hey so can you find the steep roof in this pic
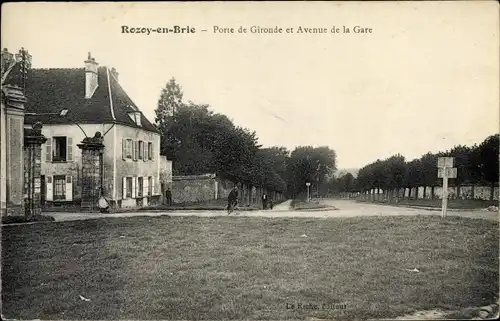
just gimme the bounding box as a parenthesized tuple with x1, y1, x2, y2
(22, 66, 159, 133)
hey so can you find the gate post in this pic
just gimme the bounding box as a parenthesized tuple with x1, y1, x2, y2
(77, 132, 104, 211)
(23, 122, 47, 218)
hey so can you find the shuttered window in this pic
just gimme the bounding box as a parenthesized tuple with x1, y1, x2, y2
(137, 177, 143, 197)
(65, 175, 73, 201)
(46, 176, 53, 201)
(133, 141, 139, 161)
(66, 137, 73, 162)
(122, 139, 133, 159)
(148, 142, 153, 160)
(45, 138, 52, 162)
(123, 177, 133, 198)
(143, 176, 149, 197)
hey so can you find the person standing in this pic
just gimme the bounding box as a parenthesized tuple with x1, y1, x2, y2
(166, 187, 172, 206)
(98, 194, 110, 213)
(261, 193, 268, 210)
(227, 186, 239, 215)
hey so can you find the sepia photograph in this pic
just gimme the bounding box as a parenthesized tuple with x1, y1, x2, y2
(1, 1, 499, 320)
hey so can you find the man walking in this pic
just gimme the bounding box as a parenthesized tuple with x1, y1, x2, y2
(227, 185, 239, 215)
(166, 187, 172, 206)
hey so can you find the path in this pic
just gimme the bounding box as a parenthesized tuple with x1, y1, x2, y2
(29, 199, 497, 223)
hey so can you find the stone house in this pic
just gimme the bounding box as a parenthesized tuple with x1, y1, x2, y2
(23, 53, 167, 210)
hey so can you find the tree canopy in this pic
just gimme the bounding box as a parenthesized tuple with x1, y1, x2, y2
(154, 78, 337, 196)
(354, 134, 499, 199)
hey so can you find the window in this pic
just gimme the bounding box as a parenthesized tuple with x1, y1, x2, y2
(126, 177, 132, 198)
(135, 112, 142, 126)
(54, 175, 66, 200)
(46, 136, 73, 163)
(126, 139, 133, 159)
(134, 141, 139, 161)
(127, 112, 142, 126)
(53, 137, 67, 162)
(148, 142, 153, 160)
(138, 141, 144, 160)
(137, 177, 143, 197)
(148, 176, 153, 196)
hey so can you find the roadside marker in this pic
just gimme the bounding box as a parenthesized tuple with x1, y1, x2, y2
(437, 157, 457, 218)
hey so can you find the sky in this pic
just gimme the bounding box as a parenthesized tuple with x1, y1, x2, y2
(2, 1, 498, 169)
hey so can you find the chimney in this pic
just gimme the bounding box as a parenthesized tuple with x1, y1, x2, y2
(1, 48, 14, 75)
(84, 52, 99, 99)
(110, 67, 119, 81)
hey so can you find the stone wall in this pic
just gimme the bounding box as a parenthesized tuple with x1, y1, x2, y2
(365, 185, 499, 201)
(159, 156, 173, 187)
(215, 178, 235, 199)
(171, 175, 286, 206)
(171, 174, 240, 204)
(172, 174, 218, 204)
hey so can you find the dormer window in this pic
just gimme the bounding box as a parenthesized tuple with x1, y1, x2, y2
(134, 112, 141, 126)
(128, 111, 142, 126)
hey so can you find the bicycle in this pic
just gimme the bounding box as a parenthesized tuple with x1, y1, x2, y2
(227, 199, 238, 215)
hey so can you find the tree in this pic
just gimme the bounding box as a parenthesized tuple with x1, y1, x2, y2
(419, 152, 438, 199)
(383, 154, 407, 200)
(448, 145, 473, 197)
(251, 147, 289, 192)
(155, 78, 184, 128)
(356, 133, 498, 202)
(478, 134, 499, 200)
(467, 144, 483, 197)
(404, 159, 421, 198)
(212, 126, 259, 183)
(286, 146, 336, 197)
(155, 78, 185, 160)
(337, 173, 355, 193)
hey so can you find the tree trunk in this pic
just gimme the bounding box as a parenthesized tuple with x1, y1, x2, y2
(248, 184, 252, 205)
(431, 186, 435, 200)
(490, 182, 495, 201)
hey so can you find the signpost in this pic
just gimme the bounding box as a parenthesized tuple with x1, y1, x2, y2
(437, 157, 457, 218)
(306, 182, 311, 202)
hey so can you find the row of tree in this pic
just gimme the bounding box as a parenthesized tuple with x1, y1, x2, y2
(330, 134, 499, 199)
(154, 78, 337, 198)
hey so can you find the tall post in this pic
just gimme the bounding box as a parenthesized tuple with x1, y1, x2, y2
(77, 132, 105, 211)
(23, 122, 47, 218)
(442, 174, 448, 218)
(438, 157, 456, 219)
